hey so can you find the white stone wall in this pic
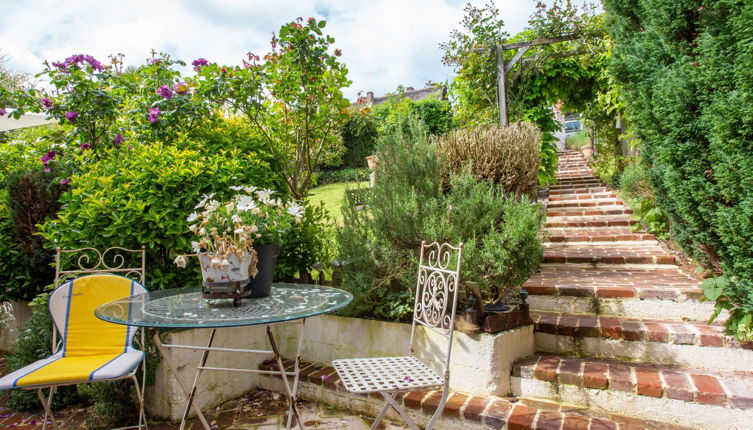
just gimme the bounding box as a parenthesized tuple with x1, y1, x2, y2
(146, 315, 535, 420)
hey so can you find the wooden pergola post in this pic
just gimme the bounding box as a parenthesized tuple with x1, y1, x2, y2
(495, 34, 578, 127)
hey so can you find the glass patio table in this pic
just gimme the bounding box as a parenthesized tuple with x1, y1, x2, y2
(95, 283, 352, 430)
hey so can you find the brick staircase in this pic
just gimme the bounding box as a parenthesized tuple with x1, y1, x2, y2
(513, 151, 753, 430)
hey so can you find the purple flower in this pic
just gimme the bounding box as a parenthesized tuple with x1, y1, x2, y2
(44, 167, 51, 173)
(156, 85, 173, 99)
(151, 58, 161, 65)
(148, 107, 160, 123)
(41, 151, 56, 164)
(0, 108, 6, 116)
(80, 142, 91, 150)
(174, 82, 189, 95)
(112, 133, 124, 145)
(65, 111, 79, 122)
(61, 54, 104, 72)
(40, 97, 54, 109)
(60, 178, 71, 185)
(192, 58, 209, 71)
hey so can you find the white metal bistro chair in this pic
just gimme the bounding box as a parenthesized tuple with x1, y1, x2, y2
(0, 247, 148, 430)
(332, 241, 463, 430)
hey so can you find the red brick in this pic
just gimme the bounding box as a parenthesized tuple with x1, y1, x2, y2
(668, 324, 697, 345)
(577, 315, 601, 338)
(640, 289, 679, 299)
(481, 399, 513, 428)
(558, 359, 583, 386)
(662, 370, 694, 401)
(535, 313, 559, 335)
(506, 404, 537, 430)
(644, 322, 670, 343)
(403, 390, 429, 410)
(696, 325, 724, 347)
(561, 414, 591, 429)
(589, 417, 618, 430)
(557, 315, 579, 336)
(599, 317, 623, 339)
(442, 393, 468, 417)
(526, 285, 557, 295)
(583, 362, 609, 389)
(596, 287, 635, 298)
(607, 364, 633, 392)
(535, 411, 563, 430)
(724, 378, 753, 409)
(559, 286, 594, 297)
(461, 396, 490, 422)
(421, 390, 444, 414)
(620, 321, 645, 341)
(635, 368, 663, 397)
(535, 357, 561, 382)
(691, 374, 726, 406)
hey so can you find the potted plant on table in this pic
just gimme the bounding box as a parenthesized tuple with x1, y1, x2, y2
(175, 186, 304, 300)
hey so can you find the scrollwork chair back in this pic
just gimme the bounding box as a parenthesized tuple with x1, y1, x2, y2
(55, 246, 146, 287)
(409, 241, 463, 365)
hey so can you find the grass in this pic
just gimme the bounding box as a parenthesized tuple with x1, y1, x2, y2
(308, 180, 369, 224)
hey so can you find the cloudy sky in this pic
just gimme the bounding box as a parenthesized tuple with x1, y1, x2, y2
(0, 0, 538, 100)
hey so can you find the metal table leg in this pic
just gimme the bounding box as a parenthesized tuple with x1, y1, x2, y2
(266, 319, 306, 430)
(150, 329, 212, 430)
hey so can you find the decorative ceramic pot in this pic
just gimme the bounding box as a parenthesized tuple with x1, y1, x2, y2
(198, 252, 254, 286)
(246, 243, 280, 298)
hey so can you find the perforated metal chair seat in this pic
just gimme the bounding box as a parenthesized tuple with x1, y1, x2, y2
(333, 355, 444, 394)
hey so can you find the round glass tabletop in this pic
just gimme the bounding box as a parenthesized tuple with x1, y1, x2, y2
(95, 283, 353, 329)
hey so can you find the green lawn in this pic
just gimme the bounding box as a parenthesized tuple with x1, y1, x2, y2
(308, 181, 369, 224)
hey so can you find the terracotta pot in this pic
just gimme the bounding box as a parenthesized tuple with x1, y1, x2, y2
(581, 145, 594, 159)
(365, 155, 378, 170)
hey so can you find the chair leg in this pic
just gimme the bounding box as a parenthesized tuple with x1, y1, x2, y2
(424, 385, 450, 430)
(369, 396, 392, 430)
(37, 388, 58, 430)
(381, 392, 421, 430)
(131, 374, 147, 430)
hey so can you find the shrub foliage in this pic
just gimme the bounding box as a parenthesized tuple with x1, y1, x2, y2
(336, 120, 543, 321)
(604, 0, 753, 339)
(437, 123, 541, 197)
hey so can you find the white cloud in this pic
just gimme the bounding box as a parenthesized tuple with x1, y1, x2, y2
(0, 0, 537, 99)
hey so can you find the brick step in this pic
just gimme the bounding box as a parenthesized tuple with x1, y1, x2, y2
(548, 182, 606, 191)
(549, 186, 610, 195)
(547, 207, 634, 217)
(547, 232, 655, 242)
(543, 246, 677, 266)
(545, 217, 637, 229)
(512, 354, 753, 430)
(554, 178, 604, 186)
(547, 199, 625, 208)
(531, 311, 753, 372)
(523, 267, 714, 321)
(549, 192, 617, 201)
(256, 359, 680, 430)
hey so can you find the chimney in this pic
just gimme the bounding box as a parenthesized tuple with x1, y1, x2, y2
(366, 91, 374, 104)
(406, 87, 414, 92)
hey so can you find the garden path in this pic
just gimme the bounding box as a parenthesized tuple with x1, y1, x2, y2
(514, 151, 753, 430)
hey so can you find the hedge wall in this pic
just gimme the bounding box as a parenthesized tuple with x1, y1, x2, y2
(604, 0, 753, 339)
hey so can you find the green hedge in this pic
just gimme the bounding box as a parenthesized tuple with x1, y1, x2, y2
(38, 141, 286, 290)
(604, 0, 753, 339)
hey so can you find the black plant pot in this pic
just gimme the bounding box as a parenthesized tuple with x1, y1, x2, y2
(246, 243, 280, 298)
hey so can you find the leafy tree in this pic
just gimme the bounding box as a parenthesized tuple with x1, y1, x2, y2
(197, 18, 351, 199)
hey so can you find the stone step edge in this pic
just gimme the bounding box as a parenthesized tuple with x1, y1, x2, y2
(523, 283, 702, 300)
(512, 354, 753, 410)
(530, 311, 749, 350)
(256, 359, 672, 430)
(546, 234, 656, 243)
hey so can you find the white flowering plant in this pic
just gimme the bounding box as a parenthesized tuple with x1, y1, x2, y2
(174, 186, 304, 268)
